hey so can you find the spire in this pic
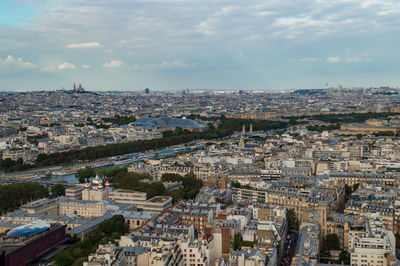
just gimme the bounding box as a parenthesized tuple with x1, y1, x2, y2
(242, 124, 246, 135)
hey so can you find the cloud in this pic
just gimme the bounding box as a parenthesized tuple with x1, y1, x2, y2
(257, 11, 275, 17)
(65, 42, 103, 49)
(345, 57, 361, 62)
(58, 62, 76, 70)
(298, 57, 317, 62)
(360, 1, 400, 16)
(0, 0, 399, 90)
(103, 60, 125, 68)
(377, 9, 400, 16)
(82, 64, 91, 69)
(134, 60, 190, 70)
(361, 0, 382, 8)
(197, 5, 239, 35)
(326, 57, 341, 63)
(158, 60, 188, 69)
(2, 55, 35, 69)
(296, 56, 367, 63)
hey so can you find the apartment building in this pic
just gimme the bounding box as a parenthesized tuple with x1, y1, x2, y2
(327, 172, 395, 186)
(291, 223, 320, 265)
(232, 181, 345, 236)
(349, 215, 396, 265)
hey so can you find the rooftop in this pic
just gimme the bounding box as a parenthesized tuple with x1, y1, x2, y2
(147, 196, 172, 203)
(115, 189, 146, 195)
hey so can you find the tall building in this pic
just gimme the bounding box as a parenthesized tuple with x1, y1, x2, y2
(144, 88, 150, 94)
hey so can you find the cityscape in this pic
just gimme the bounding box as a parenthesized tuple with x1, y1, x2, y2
(2, 1, 400, 266)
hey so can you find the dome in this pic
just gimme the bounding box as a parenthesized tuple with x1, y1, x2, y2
(91, 174, 101, 186)
(84, 182, 90, 188)
(98, 184, 103, 189)
(7, 220, 50, 238)
(105, 181, 111, 187)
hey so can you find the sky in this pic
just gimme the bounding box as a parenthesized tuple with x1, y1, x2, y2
(0, 0, 400, 91)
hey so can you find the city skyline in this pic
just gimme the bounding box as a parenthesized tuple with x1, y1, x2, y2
(1, 0, 400, 91)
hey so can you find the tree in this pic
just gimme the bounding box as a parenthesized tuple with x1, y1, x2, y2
(0, 182, 49, 213)
(345, 184, 352, 198)
(161, 173, 184, 182)
(323, 234, 340, 251)
(352, 183, 360, 191)
(159, 172, 203, 202)
(72, 257, 87, 266)
(54, 215, 129, 265)
(230, 181, 241, 188)
(395, 232, 400, 249)
(51, 184, 65, 198)
(143, 182, 167, 199)
(16, 158, 23, 165)
(173, 127, 183, 135)
(232, 233, 241, 250)
(170, 189, 186, 202)
(241, 241, 254, 248)
(6, 117, 290, 173)
(207, 123, 215, 130)
(287, 208, 299, 231)
(339, 250, 350, 264)
(375, 131, 395, 136)
(76, 166, 96, 183)
(112, 231, 121, 239)
(102, 115, 136, 125)
(54, 250, 74, 266)
(100, 215, 129, 235)
(36, 153, 50, 163)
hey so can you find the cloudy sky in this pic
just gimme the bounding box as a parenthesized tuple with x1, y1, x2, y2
(0, 0, 399, 91)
